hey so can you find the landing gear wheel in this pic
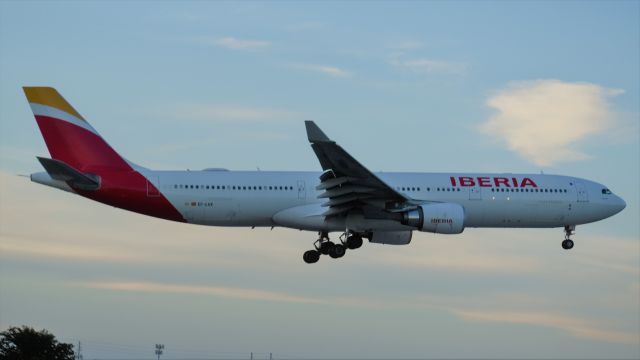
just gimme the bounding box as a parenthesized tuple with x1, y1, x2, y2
(319, 241, 335, 255)
(329, 244, 346, 258)
(562, 239, 574, 250)
(303, 250, 320, 264)
(346, 235, 363, 249)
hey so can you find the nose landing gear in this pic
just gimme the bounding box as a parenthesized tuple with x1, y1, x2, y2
(562, 225, 575, 250)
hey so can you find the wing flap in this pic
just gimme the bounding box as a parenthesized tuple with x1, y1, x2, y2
(315, 176, 356, 190)
(317, 185, 377, 199)
(321, 194, 374, 207)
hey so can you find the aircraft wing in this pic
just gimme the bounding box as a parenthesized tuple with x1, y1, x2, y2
(305, 121, 411, 217)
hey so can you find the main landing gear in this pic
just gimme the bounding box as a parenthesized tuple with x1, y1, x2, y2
(562, 225, 575, 250)
(302, 231, 364, 264)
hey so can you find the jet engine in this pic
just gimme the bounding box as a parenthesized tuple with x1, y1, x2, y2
(401, 203, 465, 234)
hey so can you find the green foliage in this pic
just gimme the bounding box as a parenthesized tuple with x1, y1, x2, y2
(0, 326, 75, 360)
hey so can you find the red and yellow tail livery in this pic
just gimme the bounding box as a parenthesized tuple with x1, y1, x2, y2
(24, 86, 130, 172)
(25, 86, 185, 222)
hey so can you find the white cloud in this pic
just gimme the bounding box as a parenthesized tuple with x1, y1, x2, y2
(76, 281, 325, 305)
(417, 292, 640, 345)
(389, 57, 466, 75)
(454, 309, 639, 345)
(480, 80, 624, 166)
(290, 63, 351, 78)
(204, 36, 271, 50)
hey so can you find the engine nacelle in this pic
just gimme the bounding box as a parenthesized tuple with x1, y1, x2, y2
(401, 203, 465, 234)
(369, 231, 413, 245)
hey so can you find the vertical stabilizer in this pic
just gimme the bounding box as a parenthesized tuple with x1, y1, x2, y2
(23, 87, 131, 172)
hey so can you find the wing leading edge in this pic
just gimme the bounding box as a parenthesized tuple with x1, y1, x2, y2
(305, 121, 412, 217)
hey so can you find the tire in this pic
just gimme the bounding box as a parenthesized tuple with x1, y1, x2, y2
(329, 244, 346, 258)
(562, 239, 574, 250)
(320, 241, 335, 255)
(346, 235, 363, 249)
(303, 250, 320, 264)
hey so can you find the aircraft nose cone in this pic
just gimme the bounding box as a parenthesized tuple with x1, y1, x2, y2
(613, 196, 626, 214)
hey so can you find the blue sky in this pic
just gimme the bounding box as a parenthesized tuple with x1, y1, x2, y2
(0, 1, 638, 359)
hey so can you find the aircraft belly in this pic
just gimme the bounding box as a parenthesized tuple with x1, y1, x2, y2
(462, 200, 486, 227)
(466, 200, 568, 228)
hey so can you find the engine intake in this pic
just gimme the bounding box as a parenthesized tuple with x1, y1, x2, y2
(401, 203, 465, 234)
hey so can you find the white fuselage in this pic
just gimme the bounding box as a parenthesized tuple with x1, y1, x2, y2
(139, 169, 626, 232)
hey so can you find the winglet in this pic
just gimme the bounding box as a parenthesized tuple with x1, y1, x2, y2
(305, 120, 332, 143)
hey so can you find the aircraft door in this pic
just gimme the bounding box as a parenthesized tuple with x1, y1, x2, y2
(469, 186, 482, 200)
(574, 182, 589, 202)
(297, 180, 306, 200)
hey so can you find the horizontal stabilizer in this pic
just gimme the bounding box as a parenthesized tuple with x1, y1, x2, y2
(37, 157, 100, 190)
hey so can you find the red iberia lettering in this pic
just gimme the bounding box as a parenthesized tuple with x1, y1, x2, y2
(494, 177, 510, 187)
(459, 177, 476, 186)
(451, 176, 538, 188)
(477, 177, 491, 187)
(520, 177, 538, 188)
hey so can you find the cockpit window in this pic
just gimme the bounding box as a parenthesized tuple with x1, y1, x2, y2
(602, 188, 612, 195)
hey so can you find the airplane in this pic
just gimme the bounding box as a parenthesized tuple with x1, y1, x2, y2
(24, 87, 627, 264)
